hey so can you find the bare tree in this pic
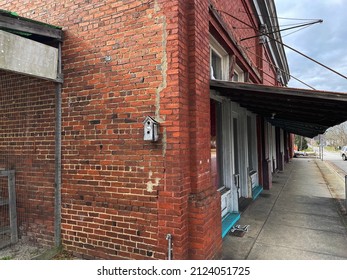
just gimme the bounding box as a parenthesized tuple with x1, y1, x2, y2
(325, 121, 347, 148)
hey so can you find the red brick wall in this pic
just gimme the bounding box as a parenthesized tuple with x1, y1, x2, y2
(60, 1, 168, 260)
(184, 0, 223, 259)
(210, 0, 279, 84)
(2, 0, 279, 260)
(3, 0, 203, 259)
(0, 70, 56, 246)
(155, 0, 190, 259)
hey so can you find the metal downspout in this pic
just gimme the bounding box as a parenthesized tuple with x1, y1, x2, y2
(54, 41, 63, 247)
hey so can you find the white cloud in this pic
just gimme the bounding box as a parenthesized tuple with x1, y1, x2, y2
(275, 0, 347, 92)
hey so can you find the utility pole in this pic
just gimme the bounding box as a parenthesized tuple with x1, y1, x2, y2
(300, 136, 303, 151)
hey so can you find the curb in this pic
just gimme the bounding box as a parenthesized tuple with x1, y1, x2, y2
(315, 160, 347, 228)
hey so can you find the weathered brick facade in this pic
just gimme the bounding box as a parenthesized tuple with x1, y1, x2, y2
(1, 0, 282, 259)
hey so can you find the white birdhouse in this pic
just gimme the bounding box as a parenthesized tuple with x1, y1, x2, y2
(143, 116, 159, 142)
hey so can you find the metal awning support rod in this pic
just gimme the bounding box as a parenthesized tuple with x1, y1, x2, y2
(268, 36, 347, 81)
(240, 20, 323, 42)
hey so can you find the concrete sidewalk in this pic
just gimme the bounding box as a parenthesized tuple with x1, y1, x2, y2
(222, 158, 347, 260)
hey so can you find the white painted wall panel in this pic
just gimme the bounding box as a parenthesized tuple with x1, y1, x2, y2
(0, 30, 58, 81)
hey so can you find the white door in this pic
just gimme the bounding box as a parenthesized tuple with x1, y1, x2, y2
(232, 116, 241, 199)
(220, 101, 233, 217)
(210, 98, 233, 218)
(220, 188, 232, 217)
(211, 98, 246, 218)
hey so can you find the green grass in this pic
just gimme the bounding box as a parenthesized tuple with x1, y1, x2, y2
(325, 146, 339, 152)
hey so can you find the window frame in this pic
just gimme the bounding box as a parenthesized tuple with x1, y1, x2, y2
(210, 36, 229, 81)
(232, 64, 245, 82)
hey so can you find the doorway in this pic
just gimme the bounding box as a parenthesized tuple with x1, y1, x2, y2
(210, 99, 232, 218)
(232, 113, 248, 212)
(210, 98, 240, 237)
(232, 117, 240, 200)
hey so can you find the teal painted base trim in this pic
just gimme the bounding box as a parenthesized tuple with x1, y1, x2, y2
(222, 212, 241, 238)
(252, 185, 263, 200)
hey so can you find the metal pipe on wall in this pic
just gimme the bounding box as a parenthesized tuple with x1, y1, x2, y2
(166, 234, 173, 260)
(54, 41, 63, 247)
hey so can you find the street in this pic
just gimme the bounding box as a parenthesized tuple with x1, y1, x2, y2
(314, 148, 347, 216)
(319, 148, 347, 178)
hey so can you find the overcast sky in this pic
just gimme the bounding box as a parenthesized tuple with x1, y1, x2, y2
(274, 0, 347, 92)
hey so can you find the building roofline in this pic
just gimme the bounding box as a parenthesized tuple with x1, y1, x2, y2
(0, 9, 63, 42)
(252, 0, 290, 85)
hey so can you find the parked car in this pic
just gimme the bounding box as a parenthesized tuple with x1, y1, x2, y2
(294, 150, 307, 157)
(340, 146, 347, 160)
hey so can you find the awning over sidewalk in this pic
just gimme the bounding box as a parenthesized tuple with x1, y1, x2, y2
(210, 80, 347, 138)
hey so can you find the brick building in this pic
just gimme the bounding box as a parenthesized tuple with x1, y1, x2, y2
(1, 0, 347, 260)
